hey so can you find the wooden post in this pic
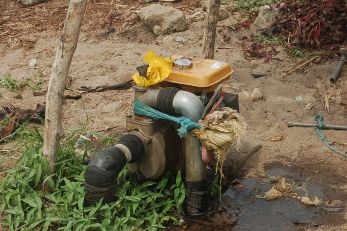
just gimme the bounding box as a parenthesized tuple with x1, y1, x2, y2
(202, 0, 221, 59)
(43, 0, 87, 172)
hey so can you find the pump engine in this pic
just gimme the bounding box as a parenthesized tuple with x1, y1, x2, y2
(84, 56, 239, 217)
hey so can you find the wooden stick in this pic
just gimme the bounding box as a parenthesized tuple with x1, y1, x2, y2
(217, 47, 234, 50)
(282, 56, 319, 77)
(202, 0, 221, 59)
(43, 0, 87, 172)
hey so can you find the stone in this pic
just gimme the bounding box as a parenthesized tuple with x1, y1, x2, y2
(218, 7, 229, 21)
(175, 35, 187, 43)
(152, 25, 162, 35)
(19, 0, 48, 7)
(162, 35, 174, 47)
(28, 58, 37, 67)
(251, 88, 263, 101)
(252, 5, 280, 31)
(138, 4, 188, 35)
(305, 103, 314, 110)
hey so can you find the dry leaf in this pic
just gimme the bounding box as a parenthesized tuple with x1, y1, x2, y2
(269, 135, 285, 142)
(264, 177, 291, 200)
(262, 177, 321, 206)
(300, 196, 321, 206)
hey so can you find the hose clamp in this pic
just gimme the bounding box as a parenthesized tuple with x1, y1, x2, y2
(115, 144, 132, 162)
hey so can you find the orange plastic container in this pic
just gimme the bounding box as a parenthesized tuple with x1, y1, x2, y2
(162, 57, 233, 93)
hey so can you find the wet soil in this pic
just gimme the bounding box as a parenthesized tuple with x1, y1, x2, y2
(223, 163, 346, 231)
(177, 162, 347, 231)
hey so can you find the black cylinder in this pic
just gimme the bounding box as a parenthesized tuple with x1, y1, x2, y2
(330, 54, 346, 83)
(84, 134, 145, 206)
(156, 87, 180, 115)
(184, 180, 209, 217)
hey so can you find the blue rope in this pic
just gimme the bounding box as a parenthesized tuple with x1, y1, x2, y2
(133, 99, 200, 137)
(314, 115, 347, 158)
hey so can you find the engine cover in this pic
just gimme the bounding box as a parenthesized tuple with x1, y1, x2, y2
(161, 56, 233, 93)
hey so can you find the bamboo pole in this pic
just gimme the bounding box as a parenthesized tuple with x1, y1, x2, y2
(43, 0, 87, 171)
(202, 0, 221, 59)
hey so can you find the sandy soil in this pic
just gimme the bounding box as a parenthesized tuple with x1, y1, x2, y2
(0, 0, 346, 230)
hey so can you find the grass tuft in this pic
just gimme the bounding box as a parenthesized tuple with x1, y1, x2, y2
(234, 0, 281, 12)
(0, 71, 43, 92)
(0, 128, 185, 230)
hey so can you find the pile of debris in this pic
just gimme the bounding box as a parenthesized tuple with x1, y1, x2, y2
(274, 0, 347, 49)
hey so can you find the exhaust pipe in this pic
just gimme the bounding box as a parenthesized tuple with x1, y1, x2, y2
(137, 87, 209, 217)
(84, 133, 145, 205)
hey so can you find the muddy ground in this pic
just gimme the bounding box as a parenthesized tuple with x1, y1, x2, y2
(1, 0, 347, 230)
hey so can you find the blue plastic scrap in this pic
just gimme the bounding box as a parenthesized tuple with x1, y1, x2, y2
(133, 99, 200, 137)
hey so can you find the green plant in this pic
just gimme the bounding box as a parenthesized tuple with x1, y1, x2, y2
(0, 129, 185, 230)
(287, 47, 305, 58)
(255, 32, 285, 45)
(234, 0, 281, 12)
(221, 0, 231, 5)
(0, 76, 19, 91)
(0, 71, 43, 92)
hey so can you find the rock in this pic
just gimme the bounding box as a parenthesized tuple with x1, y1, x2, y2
(251, 88, 263, 101)
(175, 35, 187, 43)
(305, 103, 314, 110)
(19, 0, 48, 7)
(252, 5, 280, 31)
(28, 58, 37, 67)
(218, 7, 229, 21)
(138, 4, 188, 35)
(162, 35, 174, 47)
(152, 25, 162, 35)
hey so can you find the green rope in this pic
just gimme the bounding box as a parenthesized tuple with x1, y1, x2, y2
(314, 115, 347, 158)
(133, 99, 200, 138)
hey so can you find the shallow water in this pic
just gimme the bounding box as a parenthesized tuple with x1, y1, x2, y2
(221, 164, 346, 231)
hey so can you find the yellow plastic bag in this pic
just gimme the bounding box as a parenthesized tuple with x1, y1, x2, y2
(132, 51, 173, 87)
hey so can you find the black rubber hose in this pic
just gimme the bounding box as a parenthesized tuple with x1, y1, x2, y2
(156, 87, 180, 115)
(84, 134, 145, 206)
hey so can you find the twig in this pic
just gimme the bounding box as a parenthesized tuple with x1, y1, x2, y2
(96, 125, 120, 132)
(217, 47, 234, 50)
(282, 56, 319, 77)
(77, 80, 133, 93)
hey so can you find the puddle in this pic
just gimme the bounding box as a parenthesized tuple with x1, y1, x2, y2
(221, 163, 346, 231)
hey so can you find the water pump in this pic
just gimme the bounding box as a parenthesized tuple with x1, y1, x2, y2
(84, 55, 238, 217)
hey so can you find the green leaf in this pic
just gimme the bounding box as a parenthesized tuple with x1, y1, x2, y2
(158, 177, 168, 190)
(82, 223, 102, 230)
(175, 171, 182, 186)
(28, 219, 44, 229)
(22, 197, 38, 208)
(88, 200, 102, 217)
(34, 161, 42, 187)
